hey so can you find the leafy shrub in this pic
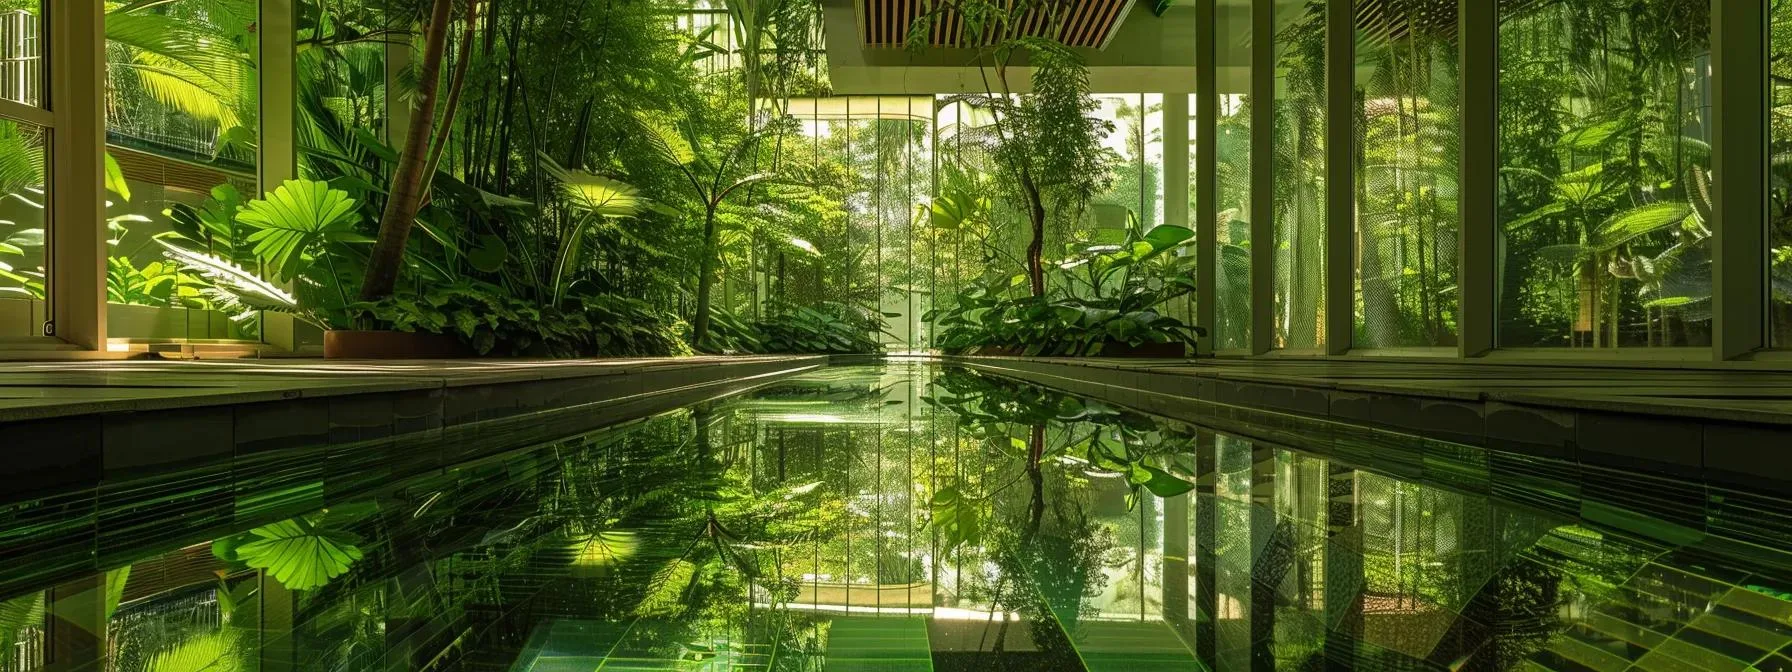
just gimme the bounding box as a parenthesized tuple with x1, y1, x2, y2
(699, 300, 890, 355)
(354, 281, 690, 357)
(926, 222, 1205, 356)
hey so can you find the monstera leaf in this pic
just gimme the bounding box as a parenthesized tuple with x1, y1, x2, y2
(232, 517, 364, 591)
(238, 179, 363, 282)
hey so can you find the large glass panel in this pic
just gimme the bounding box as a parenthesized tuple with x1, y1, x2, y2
(1773, 0, 1792, 345)
(0, 118, 46, 339)
(1272, 0, 1327, 350)
(1216, 94, 1253, 350)
(1215, 0, 1253, 351)
(104, 0, 263, 343)
(1497, 0, 1712, 348)
(1353, 0, 1460, 348)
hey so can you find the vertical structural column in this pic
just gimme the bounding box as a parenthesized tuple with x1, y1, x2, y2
(1324, 0, 1353, 355)
(1165, 92, 1195, 343)
(260, 0, 297, 190)
(386, 1, 414, 144)
(45, 575, 104, 671)
(260, 0, 299, 350)
(1192, 431, 1218, 671)
(1321, 465, 1362, 670)
(1249, 0, 1275, 355)
(259, 575, 297, 672)
(1455, 0, 1498, 358)
(1162, 461, 1191, 634)
(1711, 0, 1768, 359)
(1247, 444, 1275, 671)
(1194, 0, 1218, 355)
(47, 0, 105, 349)
(1457, 0, 1497, 357)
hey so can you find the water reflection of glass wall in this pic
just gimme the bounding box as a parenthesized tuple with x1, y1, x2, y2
(1273, 0, 1327, 350)
(1353, 0, 1461, 349)
(1497, 0, 1712, 348)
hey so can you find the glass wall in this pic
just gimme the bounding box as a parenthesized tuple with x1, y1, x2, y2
(1773, 0, 1792, 346)
(104, 0, 263, 342)
(1496, 0, 1712, 349)
(1352, 0, 1460, 348)
(1216, 93, 1252, 351)
(0, 118, 46, 339)
(0, 1, 42, 340)
(1272, 0, 1327, 350)
(1213, 0, 1254, 352)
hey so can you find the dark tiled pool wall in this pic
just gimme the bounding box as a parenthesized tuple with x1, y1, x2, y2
(0, 357, 822, 600)
(954, 357, 1792, 574)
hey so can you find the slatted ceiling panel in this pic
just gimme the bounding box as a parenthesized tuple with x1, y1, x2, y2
(857, 0, 1135, 49)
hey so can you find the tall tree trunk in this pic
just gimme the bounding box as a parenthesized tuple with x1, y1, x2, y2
(691, 206, 722, 349)
(423, 0, 480, 192)
(1023, 175, 1047, 297)
(360, 0, 456, 302)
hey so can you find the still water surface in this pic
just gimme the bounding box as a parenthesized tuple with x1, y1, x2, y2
(3, 364, 1790, 671)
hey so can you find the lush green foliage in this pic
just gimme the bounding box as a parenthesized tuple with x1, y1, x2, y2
(927, 221, 1204, 355)
(353, 282, 690, 357)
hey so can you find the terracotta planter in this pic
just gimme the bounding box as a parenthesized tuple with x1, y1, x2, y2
(324, 330, 471, 359)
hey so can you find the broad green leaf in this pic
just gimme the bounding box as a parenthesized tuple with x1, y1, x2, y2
(238, 179, 360, 282)
(234, 517, 364, 591)
(104, 153, 130, 202)
(569, 530, 638, 576)
(1558, 119, 1625, 150)
(1594, 202, 1693, 251)
(540, 153, 643, 218)
(467, 234, 508, 273)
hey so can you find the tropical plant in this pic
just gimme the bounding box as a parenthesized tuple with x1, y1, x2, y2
(352, 280, 689, 356)
(752, 300, 890, 354)
(104, 0, 258, 146)
(360, 0, 459, 302)
(212, 503, 377, 591)
(908, 0, 1116, 297)
(238, 179, 366, 283)
(927, 221, 1205, 355)
(632, 109, 780, 349)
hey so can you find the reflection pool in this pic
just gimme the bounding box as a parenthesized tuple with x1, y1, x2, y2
(4, 364, 1791, 671)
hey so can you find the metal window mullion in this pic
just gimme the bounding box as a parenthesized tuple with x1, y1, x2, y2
(1325, 0, 1353, 355)
(1194, 0, 1217, 356)
(260, 0, 296, 191)
(1165, 91, 1194, 342)
(1711, 0, 1768, 359)
(47, 0, 105, 349)
(1249, 0, 1275, 356)
(1458, 0, 1496, 357)
(385, 0, 413, 146)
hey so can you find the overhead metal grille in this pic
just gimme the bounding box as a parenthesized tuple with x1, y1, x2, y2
(857, 0, 1136, 49)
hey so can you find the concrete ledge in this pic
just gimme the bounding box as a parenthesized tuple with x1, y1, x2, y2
(0, 355, 824, 598)
(949, 356, 1792, 570)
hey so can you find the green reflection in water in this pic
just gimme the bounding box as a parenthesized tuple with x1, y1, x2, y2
(5, 364, 1792, 671)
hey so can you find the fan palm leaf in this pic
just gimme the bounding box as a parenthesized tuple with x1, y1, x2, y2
(104, 10, 253, 128)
